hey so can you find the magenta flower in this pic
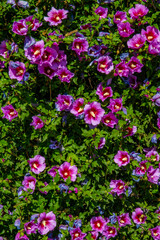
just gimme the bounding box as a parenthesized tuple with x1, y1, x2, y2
(135, 160, 147, 175)
(12, 19, 28, 35)
(28, 155, 46, 174)
(48, 166, 59, 178)
(38, 62, 57, 79)
(102, 226, 117, 239)
(110, 179, 126, 196)
(95, 137, 106, 149)
(102, 113, 118, 128)
(24, 220, 37, 234)
(9, 61, 26, 82)
(0, 40, 10, 58)
(146, 149, 159, 162)
(70, 227, 86, 240)
(1, 105, 18, 121)
(148, 39, 160, 55)
(149, 226, 160, 240)
(117, 213, 131, 227)
(158, 118, 160, 129)
(55, 94, 73, 111)
(56, 67, 74, 83)
(132, 208, 147, 224)
(114, 150, 130, 167)
(141, 26, 159, 43)
(44, 7, 68, 26)
(127, 57, 143, 74)
(22, 176, 36, 194)
(70, 98, 84, 117)
(90, 231, 99, 240)
(128, 75, 138, 89)
(128, 4, 149, 19)
(58, 162, 78, 182)
(15, 233, 29, 240)
(25, 40, 44, 64)
(152, 93, 160, 107)
(30, 116, 44, 129)
(40, 46, 58, 64)
(25, 15, 42, 31)
(37, 211, 56, 235)
(107, 98, 123, 113)
(96, 83, 113, 102)
(114, 11, 127, 24)
(114, 61, 130, 77)
(147, 166, 160, 184)
(117, 22, 135, 38)
(90, 216, 106, 233)
(127, 34, 146, 49)
(72, 38, 89, 55)
(123, 126, 137, 138)
(95, 7, 108, 20)
(97, 56, 114, 75)
(84, 101, 105, 126)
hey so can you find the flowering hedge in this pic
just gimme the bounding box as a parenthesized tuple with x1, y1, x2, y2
(0, 0, 160, 239)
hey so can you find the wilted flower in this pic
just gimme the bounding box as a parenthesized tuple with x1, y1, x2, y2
(97, 56, 114, 75)
(44, 7, 68, 26)
(110, 179, 126, 196)
(128, 4, 149, 19)
(9, 61, 26, 82)
(22, 176, 36, 194)
(12, 19, 28, 35)
(48, 166, 59, 178)
(152, 93, 160, 106)
(58, 162, 78, 182)
(107, 98, 123, 113)
(132, 208, 147, 224)
(0, 40, 10, 58)
(72, 38, 89, 55)
(90, 216, 106, 233)
(114, 150, 130, 167)
(40, 46, 58, 64)
(96, 83, 113, 101)
(30, 116, 44, 129)
(84, 101, 105, 126)
(117, 213, 131, 227)
(95, 6, 108, 20)
(37, 211, 56, 235)
(1, 104, 18, 121)
(28, 155, 46, 174)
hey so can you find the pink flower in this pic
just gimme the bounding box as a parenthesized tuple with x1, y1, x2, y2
(102, 113, 118, 128)
(102, 226, 117, 239)
(128, 4, 149, 19)
(25, 15, 42, 31)
(95, 7, 108, 20)
(97, 56, 114, 75)
(114, 11, 127, 24)
(95, 137, 106, 149)
(24, 221, 37, 234)
(48, 166, 59, 178)
(96, 83, 113, 102)
(141, 26, 159, 43)
(40, 46, 58, 64)
(148, 40, 160, 55)
(70, 98, 84, 117)
(30, 116, 44, 129)
(12, 19, 28, 35)
(114, 61, 130, 77)
(135, 160, 147, 176)
(55, 94, 73, 111)
(117, 213, 131, 227)
(25, 40, 44, 64)
(107, 98, 123, 113)
(147, 166, 160, 184)
(127, 57, 143, 74)
(37, 211, 56, 235)
(117, 22, 135, 38)
(149, 226, 160, 240)
(110, 179, 126, 196)
(90, 216, 106, 233)
(70, 228, 87, 240)
(146, 149, 159, 162)
(9, 61, 26, 82)
(72, 38, 89, 55)
(58, 162, 78, 182)
(1, 105, 18, 121)
(84, 102, 105, 126)
(127, 34, 146, 49)
(28, 155, 46, 174)
(114, 150, 130, 167)
(44, 7, 68, 26)
(132, 208, 147, 224)
(56, 67, 74, 83)
(123, 126, 137, 138)
(15, 233, 29, 240)
(22, 176, 36, 194)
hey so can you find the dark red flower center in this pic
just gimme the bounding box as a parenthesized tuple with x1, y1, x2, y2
(16, 66, 24, 76)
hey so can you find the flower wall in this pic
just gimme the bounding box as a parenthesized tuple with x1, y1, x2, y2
(0, 0, 160, 239)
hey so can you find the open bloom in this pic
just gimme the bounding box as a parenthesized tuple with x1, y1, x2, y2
(127, 57, 143, 74)
(70, 227, 86, 240)
(70, 98, 84, 117)
(148, 39, 160, 55)
(114, 150, 130, 167)
(72, 38, 89, 55)
(44, 7, 68, 26)
(0, 40, 10, 58)
(117, 213, 131, 227)
(114, 11, 127, 24)
(15, 233, 29, 240)
(152, 93, 160, 107)
(37, 211, 56, 235)
(141, 26, 159, 43)
(30, 116, 44, 129)
(95, 137, 106, 149)
(84, 101, 105, 126)
(25, 15, 42, 31)
(40, 46, 58, 64)
(90, 216, 106, 233)
(132, 208, 147, 224)
(117, 22, 135, 38)
(149, 226, 160, 240)
(28, 155, 46, 174)
(127, 34, 146, 49)
(12, 19, 28, 35)
(9, 61, 26, 82)
(25, 40, 44, 64)
(108, 98, 123, 113)
(134, 160, 147, 176)
(24, 221, 37, 234)
(95, 6, 108, 20)
(1, 105, 18, 121)
(96, 83, 113, 102)
(128, 4, 149, 19)
(110, 179, 126, 196)
(146, 149, 159, 162)
(58, 162, 78, 182)
(56, 67, 74, 83)
(38, 62, 57, 79)
(147, 166, 160, 184)
(97, 56, 114, 75)
(102, 113, 118, 128)
(55, 94, 73, 111)
(114, 61, 130, 77)
(102, 226, 117, 239)
(22, 176, 36, 194)
(123, 126, 137, 138)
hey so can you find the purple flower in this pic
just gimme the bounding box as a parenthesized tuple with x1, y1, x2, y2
(102, 226, 117, 239)
(22, 176, 36, 194)
(38, 62, 57, 79)
(25, 40, 44, 64)
(152, 93, 160, 106)
(95, 7, 108, 20)
(149, 226, 160, 240)
(88, 45, 101, 57)
(25, 15, 42, 31)
(128, 75, 138, 89)
(97, 56, 114, 75)
(44, 7, 68, 26)
(70, 228, 86, 240)
(102, 113, 118, 128)
(128, 4, 149, 19)
(135, 160, 147, 175)
(127, 57, 143, 74)
(148, 39, 160, 55)
(73, 219, 82, 228)
(107, 98, 123, 113)
(58, 162, 78, 182)
(9, 61, 26, 82)
(110, 179, 126, 196)
(37, 212, 56, 235)
(28, 155, 46, 174)
(114, 150, 130, 167)
(147, 166, 160, 184)
(117, 22, 135, 38)
(14, 218, 21, 230)
(96, 83, 113, 101)
(84, 101, 105, 126)
(24, 221, 37, 234)
(59, 183, 69, 193)
(123, 126, 137, 138)
(49, 140, 61, 150)
(117, 213, 131, 227)
(80, 23, 92, 30)
(90, 216, 106, 233)
(48, 166, 58, 178)
(40, 47, 58, 64)
(18, 0, 29, 8)
(1, 105, 18, 121)
(55, 94, 73, 111)
(56, 67, 74, 83)
(12, 19, 28, 35)
(146, 149, 159, 161)
(151, 134, 157, 144)
(114, 61, 130, 77)
(72, 38, 89, 55)
(95, 137, 106, 149)
(30, 116, 44, 129)
(132, 208, 147, 224)
(127, 34, 146, 49)
(39, 182, 48, 195)
(158, 118, 160, 129)
(70, 98, 84, 117)
(15, 233, 29, 240)
(114, 11, 127, 24)
(0, 40, 10, 58)
(24, 36, 36, 50)
(141, 26, 159, 43)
